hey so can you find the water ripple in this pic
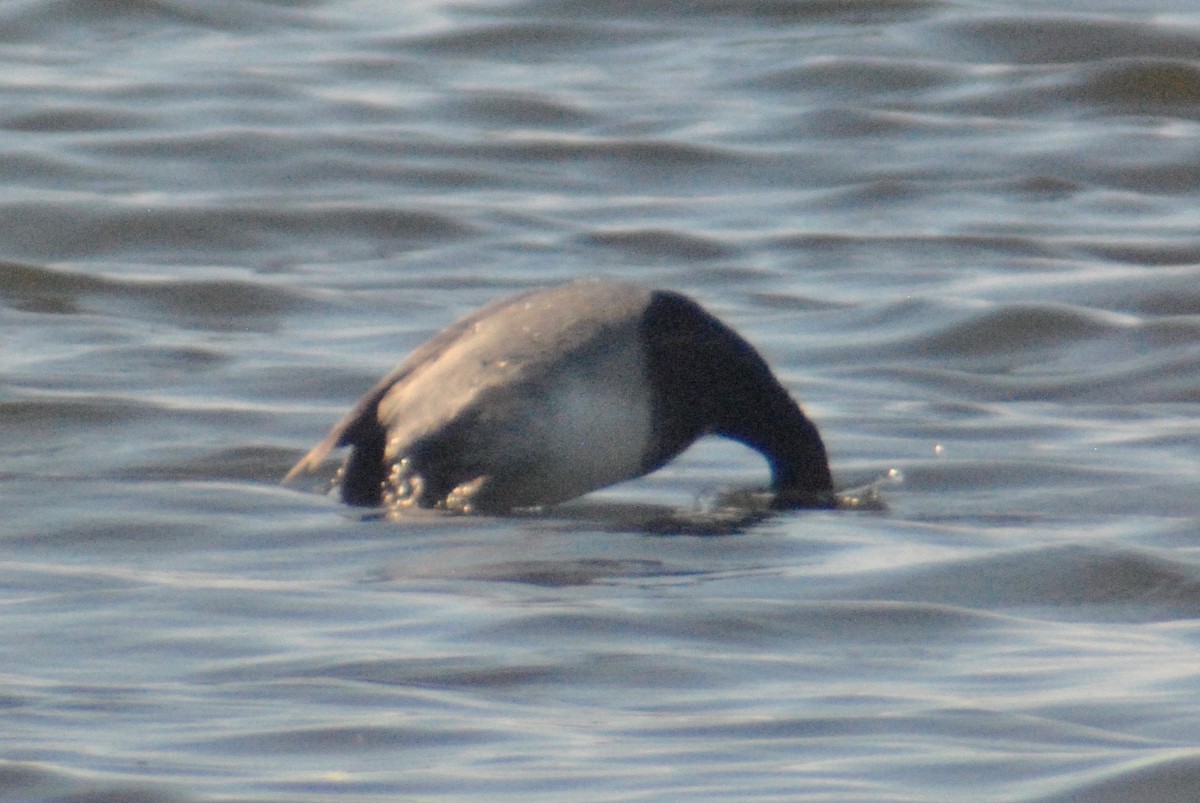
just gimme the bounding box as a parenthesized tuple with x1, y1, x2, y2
(5, 1, 1200, 801)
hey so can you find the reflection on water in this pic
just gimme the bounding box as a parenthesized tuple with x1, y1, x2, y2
(3, 0, 1200, 800)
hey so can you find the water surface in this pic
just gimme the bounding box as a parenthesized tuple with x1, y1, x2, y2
(3, 0, 1200, 800)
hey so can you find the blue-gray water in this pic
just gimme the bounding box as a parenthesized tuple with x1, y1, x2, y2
(4, 0, 1200, 800)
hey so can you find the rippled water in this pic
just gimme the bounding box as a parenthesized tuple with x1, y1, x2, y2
(4, 0, 1200, 800)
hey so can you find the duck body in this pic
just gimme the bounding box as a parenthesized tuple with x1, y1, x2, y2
(285, 281, 833, 513)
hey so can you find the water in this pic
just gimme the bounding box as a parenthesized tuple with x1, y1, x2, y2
(3, 0, 1200, 799)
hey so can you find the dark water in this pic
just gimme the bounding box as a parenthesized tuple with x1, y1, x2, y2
(4, 0, 1200, 800)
